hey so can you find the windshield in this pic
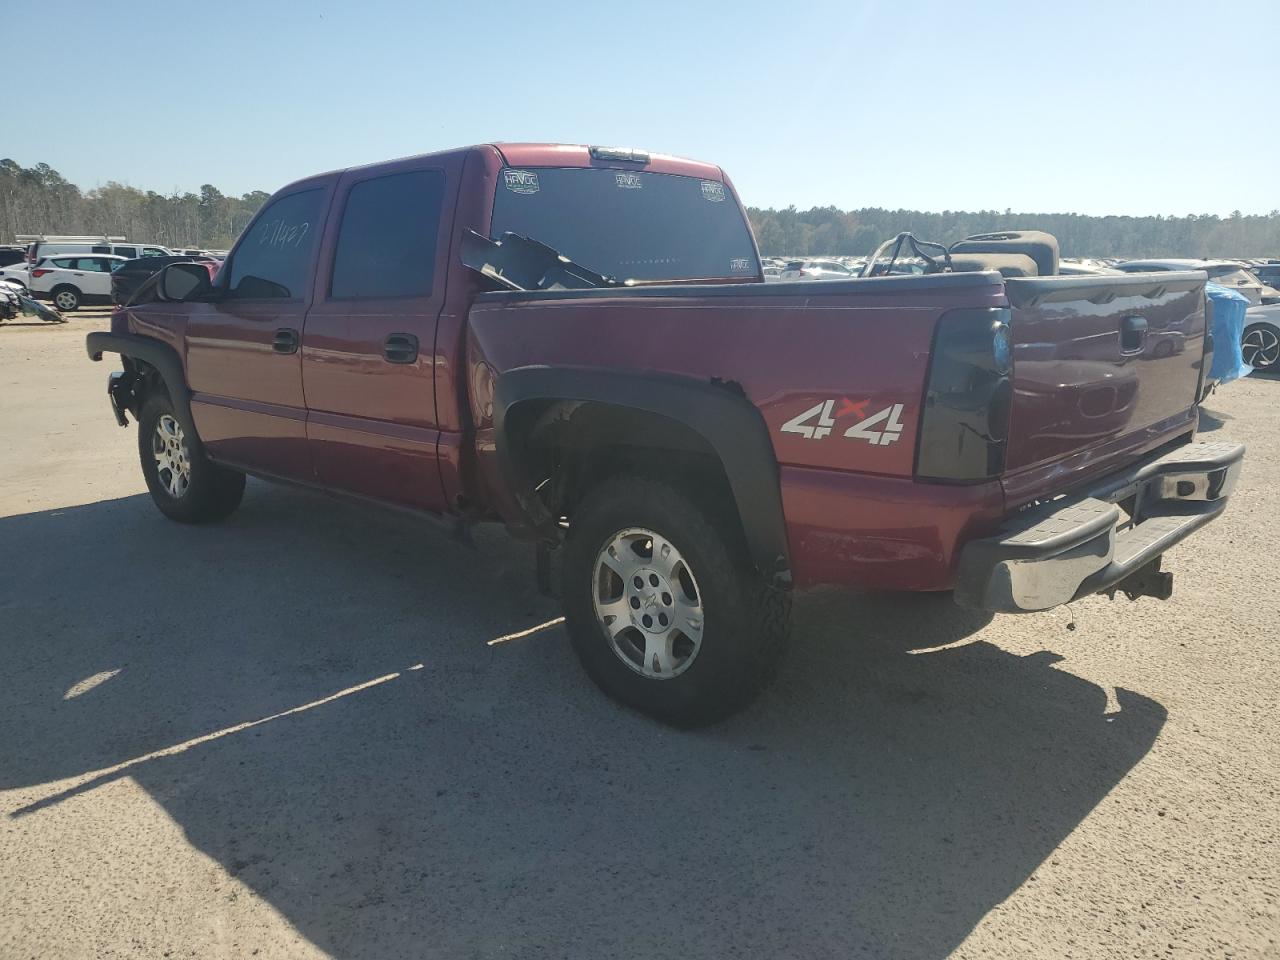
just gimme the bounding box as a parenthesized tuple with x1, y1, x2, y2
(490, 167, 760, 282)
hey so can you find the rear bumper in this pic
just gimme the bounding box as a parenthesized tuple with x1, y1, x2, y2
(955, 439, 1244, 613)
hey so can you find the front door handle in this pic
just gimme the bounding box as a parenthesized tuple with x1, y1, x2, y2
(1120, 315, 1147, 354)
(384, 333, 419, 364)
(272, 328, 299, 354)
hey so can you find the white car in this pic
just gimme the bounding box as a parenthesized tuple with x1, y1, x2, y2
(19, 236, 172, 266)
(27, 254, 128, 311)
(1243, 303, 1280, 372)
(778, 259, 854, 281)
(0, 263, 31, 291)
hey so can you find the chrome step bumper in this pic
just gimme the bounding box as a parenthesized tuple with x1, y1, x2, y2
(955, 439, 1245, 613)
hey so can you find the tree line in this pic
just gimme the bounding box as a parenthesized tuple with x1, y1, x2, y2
(747, 205, 1280, 259)
(4, 158, 1278, 259)
(0, 160, 270, 251)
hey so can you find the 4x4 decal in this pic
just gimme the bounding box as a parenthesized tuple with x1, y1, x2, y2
(780, 398, 906, 446)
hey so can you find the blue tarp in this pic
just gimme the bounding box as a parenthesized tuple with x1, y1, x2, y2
(1206, 282, 1251, 385)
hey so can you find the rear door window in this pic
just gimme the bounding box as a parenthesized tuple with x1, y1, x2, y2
(226, 188, 325, 300)
(113, 246, 138, 259)
(329, 170, 445, 300)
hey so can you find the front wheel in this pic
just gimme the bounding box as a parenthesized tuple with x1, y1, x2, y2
(138, 393, 245, 523)
(561, 475, 790, 727)
(1242, 323, 1280, 371)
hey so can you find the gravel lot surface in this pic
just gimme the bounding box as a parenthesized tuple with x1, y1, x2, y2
(1, 312, 1277, 959)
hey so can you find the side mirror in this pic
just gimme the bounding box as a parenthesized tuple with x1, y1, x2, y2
(159, 261, 214, 302)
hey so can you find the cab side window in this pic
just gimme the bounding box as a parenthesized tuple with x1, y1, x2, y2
(329, 170, 445, 300)
(226, 188, 325, 300)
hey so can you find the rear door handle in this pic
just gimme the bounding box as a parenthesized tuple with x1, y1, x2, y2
(384, 333, 419, 364)
(1120, 315, 1147, 354)
(272, 328, 299, 354)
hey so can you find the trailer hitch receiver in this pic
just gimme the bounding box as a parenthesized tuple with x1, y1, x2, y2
(1103, 556, 1173, 602)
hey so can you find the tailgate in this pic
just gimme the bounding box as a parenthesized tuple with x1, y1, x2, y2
(1002, 272, 1206, 495)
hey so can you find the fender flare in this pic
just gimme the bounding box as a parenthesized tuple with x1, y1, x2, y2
(86, 331, 196, 435)
(493, 366, 792, 586)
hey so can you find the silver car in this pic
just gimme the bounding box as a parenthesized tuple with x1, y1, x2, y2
(1115, 259, 1271, 306)
(778, 259, 854, 282)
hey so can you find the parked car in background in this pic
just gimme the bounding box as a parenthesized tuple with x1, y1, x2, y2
(19, 235, 172, 268)
(1242, 303, 1280, 372)
(1115, 259, 1267, 305)
(0, 262, 31, 291)
(111, 255, 215, 305)
(1058, 260, 1122, 276)
(0, 246, 27, 268)
(778, 258, 854, 281)
(28, 253, 127, 310)
(1249, 263, 1280, 292)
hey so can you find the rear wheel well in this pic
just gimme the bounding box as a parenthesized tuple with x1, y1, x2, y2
(508, 400, 751, 557)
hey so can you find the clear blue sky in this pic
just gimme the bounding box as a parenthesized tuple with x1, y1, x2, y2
(10, 0, 1278, 216)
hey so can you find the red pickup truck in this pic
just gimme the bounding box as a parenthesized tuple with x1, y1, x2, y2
(87, 143, 1243, 725)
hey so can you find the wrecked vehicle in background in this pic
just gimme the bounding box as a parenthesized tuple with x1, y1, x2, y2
(0, 283, 64, 324)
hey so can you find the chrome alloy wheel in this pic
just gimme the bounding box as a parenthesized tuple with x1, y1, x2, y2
(1242, 326, 1280, 369)
(593, 528, 704, 679)
(54, 289, 78, 310)
(152, 414, 191, 498)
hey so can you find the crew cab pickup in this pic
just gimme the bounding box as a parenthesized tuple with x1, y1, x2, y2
(87, 143, 1244, 726)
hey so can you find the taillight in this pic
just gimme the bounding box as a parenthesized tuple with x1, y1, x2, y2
(797, 269, 807, 277)
(31, 269, 53, 278)
(915, 307, 1013, 482)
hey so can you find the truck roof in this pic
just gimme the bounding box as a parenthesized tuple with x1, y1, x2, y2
(278, 143, 725, 195)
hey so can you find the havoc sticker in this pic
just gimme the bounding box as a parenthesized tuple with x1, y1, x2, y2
(729, 258, 753, 272)
(780, 398, 907, 446)
(701, 180, 726, 202)
(615, 172, 643, 190)
(503, 169, 540, 194)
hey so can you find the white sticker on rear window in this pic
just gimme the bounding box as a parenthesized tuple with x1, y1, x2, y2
(730, 258, 752, 272)
(701, 181, 726, 202)
(615, 172, 643, 190)
(503, 169, 540, 195)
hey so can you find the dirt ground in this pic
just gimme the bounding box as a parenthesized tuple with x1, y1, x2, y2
(1, 312, 1277, 959)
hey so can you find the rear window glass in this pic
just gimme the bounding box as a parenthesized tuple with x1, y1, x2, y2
(330, 170, 445, 300)
(227, 188, 324, 299)
(490, 167, 759, 282)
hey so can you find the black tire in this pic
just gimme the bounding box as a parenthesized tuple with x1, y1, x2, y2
(50, 285, 81, 311)
(138, 393, 245, 523)
(1242, 323, 1280, 372)
(561, 475, 790, 727)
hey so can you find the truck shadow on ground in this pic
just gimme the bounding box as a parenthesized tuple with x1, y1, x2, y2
(0, 484, 1166, 959)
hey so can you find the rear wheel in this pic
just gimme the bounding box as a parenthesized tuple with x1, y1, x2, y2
(51, 285, 81, 311)
(1242, 323, 1280, 371)
(138, 393, 245, 523)
(562, 475, 790, 726)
